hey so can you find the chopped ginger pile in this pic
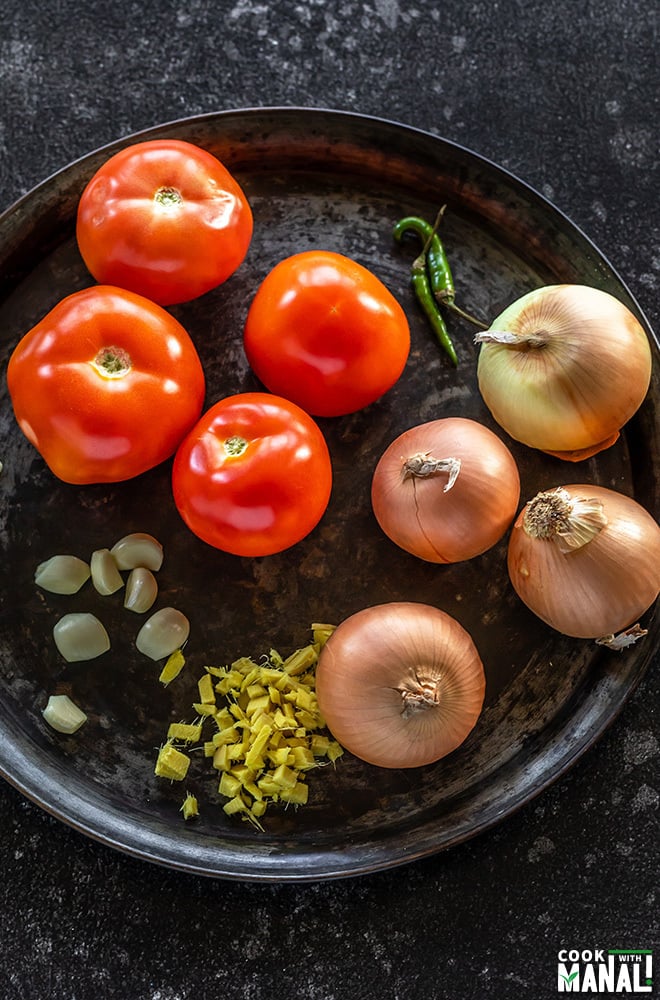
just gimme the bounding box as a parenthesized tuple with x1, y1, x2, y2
(154, 625, 343, 830)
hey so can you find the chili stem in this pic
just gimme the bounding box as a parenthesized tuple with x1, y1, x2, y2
(446, 301, 489, 329)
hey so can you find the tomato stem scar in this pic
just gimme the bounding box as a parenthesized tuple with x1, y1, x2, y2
(91, 345, 131, 378)
(154, 186, 183, 208)
(224, 435, 248, 457)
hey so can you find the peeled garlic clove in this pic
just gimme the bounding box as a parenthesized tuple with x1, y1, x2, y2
(111, 533, 163, 571)
(35, 555, 91, 595)
(124, 567, 158, 613)
(42, 694, 88, 734)
(53, 613, 110, 662)
(90, 548, 124, 596)
(136, 607, 189, 660)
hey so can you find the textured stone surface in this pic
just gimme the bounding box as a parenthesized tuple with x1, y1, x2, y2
(0, 0, 658, 997)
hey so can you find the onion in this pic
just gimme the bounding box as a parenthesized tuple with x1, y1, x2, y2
(315, 602, 486, 768)
(371, 417, 520, 562)
(475, 285, 652, 460)
(508, 485, 660, 639)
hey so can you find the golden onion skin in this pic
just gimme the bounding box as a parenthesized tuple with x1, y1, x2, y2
(371, 417, 520, 563)
(316, 602, 486, 769)
(507, 485, 660, 638)
(477, 285, 652, 454)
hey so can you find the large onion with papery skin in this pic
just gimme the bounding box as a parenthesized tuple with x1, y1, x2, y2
(476, 284, 652, 461)
(371, 417, 520, 563)
(507, 485, 660, 640)
(316, 602, 486, 769)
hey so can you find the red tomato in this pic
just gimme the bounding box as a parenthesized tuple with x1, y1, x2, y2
(76, 139, 253, 306)
(7, 285, 206, 485)
(243, 250, 410, 417)
(172, 393, 333, 556)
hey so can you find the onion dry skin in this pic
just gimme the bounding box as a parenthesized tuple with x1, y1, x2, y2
(476, 285, 652, 460)
(315, 602, 486, 768)
(508, 485, 660, 638)
(371, 417, 520, 563)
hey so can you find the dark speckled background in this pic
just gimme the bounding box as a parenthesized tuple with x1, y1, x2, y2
(0, 1, 658, 998)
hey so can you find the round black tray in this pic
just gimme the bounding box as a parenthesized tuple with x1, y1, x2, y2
(0, 108, 657, 881)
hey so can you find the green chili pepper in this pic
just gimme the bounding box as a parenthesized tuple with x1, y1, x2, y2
(393, 212, 455, 304)
(393, 212, 458, 364)
(393, 210, 488, 329)
(410, 250, 458, 366)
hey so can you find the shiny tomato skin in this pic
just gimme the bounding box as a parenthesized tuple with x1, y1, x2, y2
(76, 139, 253, 306)
(172, 393, 333, 557)
(243, 251, 410, 417)
(7, 285, 206, 485)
